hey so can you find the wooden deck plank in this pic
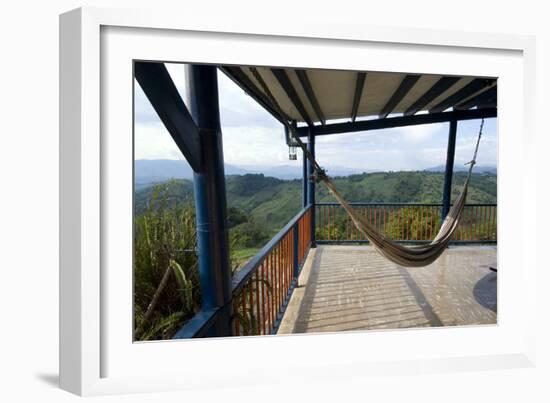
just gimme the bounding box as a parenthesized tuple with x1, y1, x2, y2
(277, 245, 496, 334)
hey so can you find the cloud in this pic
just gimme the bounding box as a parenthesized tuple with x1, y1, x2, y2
(134, 123, 184, 160)
(223, 126, 290, 166)
(134, 83, 160, 125)
(134, 62, 498, 171)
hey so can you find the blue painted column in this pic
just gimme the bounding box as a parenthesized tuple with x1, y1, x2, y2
(187, 65, 233, 337)
(441, 119, 457, 222)
(307, 129, 316, 247)
(302, 148, 308, 208)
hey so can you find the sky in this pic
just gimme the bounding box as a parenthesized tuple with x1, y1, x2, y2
(134, 63, 497, 172)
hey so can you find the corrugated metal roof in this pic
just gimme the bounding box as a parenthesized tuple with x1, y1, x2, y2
(222, 66, 496, 126)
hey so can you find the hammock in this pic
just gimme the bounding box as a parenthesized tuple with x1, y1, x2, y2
(249, 67, 485, 267)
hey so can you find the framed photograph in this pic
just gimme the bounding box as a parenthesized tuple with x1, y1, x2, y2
(60, 6, 537, 396)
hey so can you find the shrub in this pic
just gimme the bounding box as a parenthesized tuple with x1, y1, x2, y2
(134, 183, 200, 341)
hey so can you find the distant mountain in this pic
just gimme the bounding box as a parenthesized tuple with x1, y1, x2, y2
(424, 164, 497, 174)
(243, 164, 374, 179)
(134, 159, 252, 187)
(134, 159, 371, 184)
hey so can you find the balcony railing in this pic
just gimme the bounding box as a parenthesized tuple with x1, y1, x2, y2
(174, 201, 496, 339)
(174, 205, 313, 338)
(231, 206, 312, 336)
(316, 202, 497, 243)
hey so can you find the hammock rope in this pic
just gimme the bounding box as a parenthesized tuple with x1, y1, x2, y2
(249, 67, 484, 267)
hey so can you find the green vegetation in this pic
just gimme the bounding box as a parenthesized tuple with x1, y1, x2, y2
(230, 247, 260, 264)
(134, 183, 199, 341)
(136, 171, 496, 237)
(134, 171, 497, 339)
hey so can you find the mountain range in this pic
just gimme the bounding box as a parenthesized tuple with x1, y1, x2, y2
(136, 159, 497, 186)
(134, 159, 375, 186)
(424, 164, 497, 174)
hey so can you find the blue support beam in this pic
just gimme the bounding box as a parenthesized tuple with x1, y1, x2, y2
(456, 86, 497, 110)
(187, 65, 233, 337)
(379, 74, 421, 119)
(219, 66, 288, 124)
(302, 148, 308, 208)
(296, 69, 326, 125)
(134, 62, 203, 172)
(295, 108, 496, 137)
(351, 72, 367, 122)
(271, 68, 314, 127)
(441, 119, 457, 222)
(404, 76, 461, 116)
(307, 129, 316, 247)
(429, 79, 495, 113)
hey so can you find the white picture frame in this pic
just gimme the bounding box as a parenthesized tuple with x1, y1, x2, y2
(59, 6, 537, 396)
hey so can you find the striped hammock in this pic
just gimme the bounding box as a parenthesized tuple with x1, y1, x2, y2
(249, 67, 484, 267)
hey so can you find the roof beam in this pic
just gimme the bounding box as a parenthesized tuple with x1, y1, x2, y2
(456, 86, 497, 110)
(296, 70, 326, 125)
(378, 74, 420, 119)
(134, 62, 202, 172)
(351, 72, 367, 122)
(220, 66, 288, 124)
(429, 79, 495, 113)
(404, 76, 461, 116)
(295, 107, 496, 137)
(271, 68, 314, 127)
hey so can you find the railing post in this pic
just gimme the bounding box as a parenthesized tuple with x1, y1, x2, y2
(293, 222, 300, 278)
(307, 130, 316, 247)
(441, 119, 457, 222)
(302, 148, 308, 208)
(187, 65, 233, 337)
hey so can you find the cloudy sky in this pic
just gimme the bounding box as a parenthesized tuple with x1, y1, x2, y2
(134, 63, 497, 172)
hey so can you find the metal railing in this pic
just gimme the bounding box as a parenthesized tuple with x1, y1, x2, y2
(316, 202, 497, 243)
(174, 205, 313, 338)
(173, 201, 496, 338)
(231, 206, 311, 336)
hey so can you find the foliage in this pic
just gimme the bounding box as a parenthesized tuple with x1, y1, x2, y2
(230, 220, 271, 249)
(385, 207, 441, 240)
(133, 182, 270, 341)
(134, 182, 199, 341)
(315, 204, 497, 242)
(135, 172, 497, 238)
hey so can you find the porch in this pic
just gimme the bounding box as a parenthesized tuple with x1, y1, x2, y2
(134, 62, 498, 339)
(277, 244, 497, 335)
(175, 202, 496, 338)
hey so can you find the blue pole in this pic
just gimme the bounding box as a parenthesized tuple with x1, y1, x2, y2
(441, 119, 457, 222)
(307, 129, 316, 247)
(187, 65, 233, 337)
(302, 148, 308, 208)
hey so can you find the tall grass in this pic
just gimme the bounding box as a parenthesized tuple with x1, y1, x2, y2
(134, 182, 200, 341)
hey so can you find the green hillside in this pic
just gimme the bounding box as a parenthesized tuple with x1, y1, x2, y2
(135, 171, 496, 239)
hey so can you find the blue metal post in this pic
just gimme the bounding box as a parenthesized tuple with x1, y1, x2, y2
(441, 119, 457, 222)
(302, 148, 308, 208)
(188, 65, 233, 337)
(307, 129, 316, 247)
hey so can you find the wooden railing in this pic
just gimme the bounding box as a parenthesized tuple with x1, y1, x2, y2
(316, 202, 497, 243)
(174, 201, 495, 339)
(231, 206, 312, 336)
(174, 205, 313, 338)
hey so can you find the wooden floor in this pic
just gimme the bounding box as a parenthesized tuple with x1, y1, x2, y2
(277, 245, 497, 334)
